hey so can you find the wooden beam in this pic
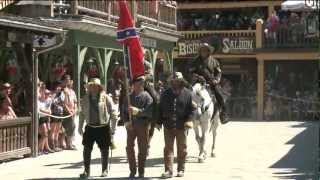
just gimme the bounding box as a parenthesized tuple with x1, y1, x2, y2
(177, 1, 283, 9)
(257, 59, 264, 121)
(257, 52, 320, 61)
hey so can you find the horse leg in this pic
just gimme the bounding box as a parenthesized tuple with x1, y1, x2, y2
(193, 124, 202, 156)
(211, 112, 219, 158)
(198, 115, 210, 163)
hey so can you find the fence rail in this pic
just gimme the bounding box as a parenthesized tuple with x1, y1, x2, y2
(0, 117, 32, 161)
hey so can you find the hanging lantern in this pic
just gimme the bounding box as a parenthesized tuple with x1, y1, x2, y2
(6, 58, 17, 76)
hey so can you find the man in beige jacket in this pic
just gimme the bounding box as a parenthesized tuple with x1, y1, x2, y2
(78, 78, 118, 178)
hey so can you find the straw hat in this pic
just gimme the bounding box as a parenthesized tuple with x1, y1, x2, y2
(87, 78, 103, 88)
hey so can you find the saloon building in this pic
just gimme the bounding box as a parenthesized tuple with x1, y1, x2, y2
(174, 0, 319, 121)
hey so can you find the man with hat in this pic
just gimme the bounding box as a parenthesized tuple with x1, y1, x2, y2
(78, 78, 118, 178)
(124, 75, 153, 178)
(188, 43, 229, 124)
(157, 72, 195, 178)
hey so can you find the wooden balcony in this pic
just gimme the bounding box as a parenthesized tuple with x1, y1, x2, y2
(262, 25, 319, 50)
(181, 30, 256, 40)
(0, 0, 17, 10)
(53, 0, 177, 30)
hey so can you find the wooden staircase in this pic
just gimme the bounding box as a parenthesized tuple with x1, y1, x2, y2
(0, 0, 17, 11)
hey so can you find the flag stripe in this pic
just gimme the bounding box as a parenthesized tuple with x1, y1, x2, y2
(117, 28, 138, 42)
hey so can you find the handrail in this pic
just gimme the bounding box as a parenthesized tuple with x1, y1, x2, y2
(137, 14, 176, 29)
(0, 117, 31, 127)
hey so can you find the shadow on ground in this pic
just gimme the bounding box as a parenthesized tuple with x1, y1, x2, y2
(28, 177, 158, 180)
(270, 122, 318, 180)
(44, 155, 200, 170)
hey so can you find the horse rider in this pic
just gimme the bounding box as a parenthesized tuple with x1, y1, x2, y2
(78, 78, 118, 178)
(188, 43, 229, 124)
(124, 76, 153, 178)
(156, 72, 195, 178)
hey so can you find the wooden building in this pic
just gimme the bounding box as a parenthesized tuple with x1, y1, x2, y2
(0, 0, 179, 158)
(174, 0, 319, 121)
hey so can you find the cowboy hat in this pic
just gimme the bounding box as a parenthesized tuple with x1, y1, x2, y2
(87, 78, 103, 88)
(132, 76, 145, 84)
(198, 43, 215, 54)
(173, 72, 184, 80)
(1, 83, 11, 89)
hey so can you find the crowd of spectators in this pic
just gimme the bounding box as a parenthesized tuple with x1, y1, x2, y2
(177, 8, 267, 31)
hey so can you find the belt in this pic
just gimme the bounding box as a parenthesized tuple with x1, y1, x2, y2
(87, 124, 108, 128)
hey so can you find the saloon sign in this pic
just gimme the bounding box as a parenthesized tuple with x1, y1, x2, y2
(222, 37, 255, 54)
(177, 40, 202, 56)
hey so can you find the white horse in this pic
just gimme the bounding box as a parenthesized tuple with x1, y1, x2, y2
(192, 83, 220, 163)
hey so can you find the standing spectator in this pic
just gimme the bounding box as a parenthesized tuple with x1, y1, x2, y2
(0, 92, 16, 120)
(124, 76, 153, 178)
(61, 75, 77, 150)
(78, 78, 118, 178)
(1, 83, 13, 107)
(266, 11, 280, 44)
(38, 89, 54, 154)
(157, 72, 195, 178)
(50, 81, 65, 151)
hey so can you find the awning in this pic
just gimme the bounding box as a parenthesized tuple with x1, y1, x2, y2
(0, 15, 64, 34)
(16, 0, 51, 6)
(281, 0, 318, 11)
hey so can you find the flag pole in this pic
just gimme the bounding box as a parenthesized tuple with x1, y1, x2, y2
(122, 44, 132, 124)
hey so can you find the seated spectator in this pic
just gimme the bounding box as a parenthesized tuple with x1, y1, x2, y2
(0, 92, 17, 120)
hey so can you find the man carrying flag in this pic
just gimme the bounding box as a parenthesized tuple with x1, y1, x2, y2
(117, 1, 153, 178)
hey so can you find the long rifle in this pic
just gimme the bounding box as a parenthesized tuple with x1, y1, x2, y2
(122, 45, 132, 124)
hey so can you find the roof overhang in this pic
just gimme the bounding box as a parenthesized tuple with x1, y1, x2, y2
(40, 16, 117, 36)
(0, 17, 64, 34)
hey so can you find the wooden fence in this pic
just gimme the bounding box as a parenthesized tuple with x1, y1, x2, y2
(0, 117, 32, 161)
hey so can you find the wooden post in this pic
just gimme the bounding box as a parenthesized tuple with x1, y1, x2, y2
(256, 19, 263, 49)
(257, 59, 264, 121)
(75, 44, 81, 108)
(268, 5, 275, 18)
(70, 0, 78, 15)
(31, 49, 38, 157)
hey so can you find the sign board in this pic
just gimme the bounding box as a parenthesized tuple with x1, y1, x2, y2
(141, 37, 157, 48)
(176, 35, 256, 57)
(221, 37, 255, 54)
(177, 40, 202, 56)
(33, 35, 57, 48)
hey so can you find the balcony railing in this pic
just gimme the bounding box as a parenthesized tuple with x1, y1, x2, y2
(263, 24, 320, 49)
(53, 0, 177, 30)
(0, 0, 17, 10)
(0, 117, 32, 160)
(181, 30, 256, 40)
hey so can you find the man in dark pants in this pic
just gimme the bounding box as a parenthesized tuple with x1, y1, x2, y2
(124, 76, 153, 178)
(157, 72, 195, 178)
(188, 43, 229, 124)
(78, 78, 118, 178)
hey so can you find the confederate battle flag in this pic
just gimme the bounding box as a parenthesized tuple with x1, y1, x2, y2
(117, 0, 145, 80)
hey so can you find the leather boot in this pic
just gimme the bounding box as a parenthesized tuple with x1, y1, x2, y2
(101, 149, 109, 177)
(80, 147, 91, 178)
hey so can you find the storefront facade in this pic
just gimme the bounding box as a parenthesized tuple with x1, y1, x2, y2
(175, 0, 320, 121)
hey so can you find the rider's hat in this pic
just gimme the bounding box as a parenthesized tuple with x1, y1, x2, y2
(198, 43, 215, 54)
